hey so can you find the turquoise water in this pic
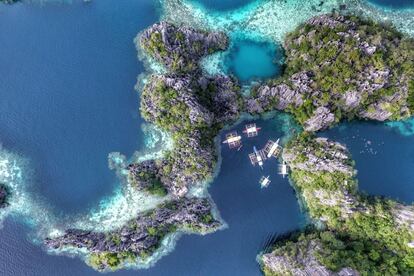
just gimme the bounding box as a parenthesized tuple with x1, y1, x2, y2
(225, 39, 282, 83)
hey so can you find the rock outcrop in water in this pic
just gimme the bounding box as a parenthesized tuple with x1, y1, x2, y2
(247, 13, 414, 131)
(45, 198, 220, 271)
(140, 22, 228, 74)
(260, 133, 414, 275)
(45, 22, 241, 271)
(0, 184, 9, 209)
(128, 22, 242, 198)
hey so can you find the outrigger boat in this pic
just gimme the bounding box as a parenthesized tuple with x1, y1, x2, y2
(259, 176, 271, 188)
(222, 131, 242, 149)
(243, 123, 261, 138)
(278, 161, 288, 178)
(264, 138, 282, 159)
(249, 146, 265, 168)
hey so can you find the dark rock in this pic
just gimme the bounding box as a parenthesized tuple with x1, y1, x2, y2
(0, 184, 9, 209)
(45, 198, 221, 266)
(140, 22, 228, 74)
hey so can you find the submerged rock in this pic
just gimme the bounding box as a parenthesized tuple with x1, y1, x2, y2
(45, 198, 221, 271)
(0, 184, 9, 209)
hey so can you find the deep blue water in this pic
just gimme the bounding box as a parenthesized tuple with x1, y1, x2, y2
(0, 0, 157, 214)
(225, 39, 282, 84)
(368, 0, 414, 9)
(0, 1, 304, 275)
(320, 121, 414, 204)
(191, 0, 258, 11)
(0, 118, 306, 275)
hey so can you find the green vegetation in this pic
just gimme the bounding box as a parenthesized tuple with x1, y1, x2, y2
(266, 230, 411, 275)
(146, 178, 167, 197)
(135, 22, 241, 196)
(267, 133, 414, 274)
(89, 251, 136, 271)
(141, 80, 209, 133)
(143, 32, 168, 58)
(140, 24, 227, 74)
(85, 199, 215, 271)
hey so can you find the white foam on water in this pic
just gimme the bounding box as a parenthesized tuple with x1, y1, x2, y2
(71, 124, 173, 232)
(0, 146, 66, 239)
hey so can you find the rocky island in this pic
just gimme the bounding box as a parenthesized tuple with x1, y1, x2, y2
(247, 13, 414, 131)
(257, 13, 414, 276)
(46, 198, 220, 271)
(44, 22, 242, 271)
